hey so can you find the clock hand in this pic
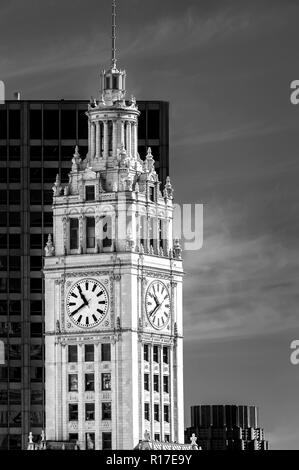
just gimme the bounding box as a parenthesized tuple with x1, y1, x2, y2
(149, 303, 161, 317)
(77, 286, 88, 305)
(70, 302, 88, 316)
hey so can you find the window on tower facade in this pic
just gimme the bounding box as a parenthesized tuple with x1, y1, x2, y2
(139, 215, 146, 249)
(86, 217, 95, 248)
(102, 216, 112, 248)
(70, 218, 79, 250)
(85, 185, 95, 201)
(158, 220, 164, 250)
(164, 405, 170, 423)
(101, 373, 111, 391)
(163, 346, 169, 364)
(69, 404, 78, 421)
(102, 402, 111, 420)
(29, 110, 42, 139)
(144, 373, 149, 391)
(68, 374, 78, 392)
(108, 121, 113, 152)
(154, 404, 159, 422)
(164, 434, 170, 442)
(69, 433, 78, 443)
(84, 344, 94, 362)
(153, 375, 159, 392)
(144, 403, 150, 421)
(149, 217, 155, 249)
(149, 186, 155, 202)
(85, 403, 95, 421)
(85, 373, 94, 391)
(163, 375, 169, 394)
(154, 433, 160, 441)
(102, 432, 112, 450)
(153, 345, 159, 363)
(68, 345, 77, 363)
(101, 343, 111, 361)
(144, 344, 149, 362)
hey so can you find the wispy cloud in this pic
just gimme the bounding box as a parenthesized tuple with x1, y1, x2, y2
(183, 201, 299, 342)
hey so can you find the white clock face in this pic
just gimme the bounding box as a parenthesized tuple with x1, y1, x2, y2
(145, 280, 170, 330)
(66, 279, 109, 328)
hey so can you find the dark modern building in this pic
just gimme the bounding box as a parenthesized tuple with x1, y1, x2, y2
(0, 99, 169, 450)
(185, 405, 269, 450)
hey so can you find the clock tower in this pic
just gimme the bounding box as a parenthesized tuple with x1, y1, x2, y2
(43, 0, 184, 450)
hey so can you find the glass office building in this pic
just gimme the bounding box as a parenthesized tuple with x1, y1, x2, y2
(0, 99, 169, 450)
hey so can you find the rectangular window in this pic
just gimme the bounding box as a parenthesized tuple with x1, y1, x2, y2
(101, 343, 111, 361)
(144, 373, 149, 391)
(164, 434, 170, 442)
(154, 404, 159, 422)
(144, 344, 149, 362)
(138, 110, 146, 139)
(70, 218, 79, 250)
(30, 190, 42, 205)
(86, 433, 95, 450)
(164, 405, 169, 423)
(44, 145, 59, 161)
(30, 146, 42, 161)
(139, 215, 146, 248)
(149, 186, 155, 202)
(9, 190, 20, 205)
(78, 110, 88, 139)
(29, 110, 42, 139)
(102, 216, 112, 248)
(163, 346, 169, 364)
(30, 256, 42, 271)
(144, 403, 150, 421)
(86, 217, 95, 248)
(163, 375, 169, 394)
(153, 345, 159, 363)
(43, 110, 59, 139)
(102, 402, 111, 420)
(153, 374, 159, 392)
(30, 323, 42, 337)
(30, 344, 42, 360)
(85, 373, 94, 391)
(30, 212, 42, 227)
(154, 433, 160, 441)
(101, 373, 111, 391)
(0, 109, 7, 139)
(30, 234, 42, 249)
(10, 300, 21, 315)
(9, 110, 21, 139)
(30, 366, 43, 382)
(9, 212, 20, 227)
(85, 344, 94, 362)
(69, 433, 78, 443)
(9, 145, 20, 161)
(10, 278, 21, 293)
(69, 404, 78, 421)
(9, 168, 20, 183)
(30, 167, 42, 183)
(30, 300, 42, 315)
(43, 168, 58, 184)
(9, 256, 20, 270)
(158, 219, 163, 249)
(68, 345, 77, 362)
(0, 234, 7, 249)
(0, 256, 7, 271)
(147, 109, 160, 139)
(85, 185, 95, 201)
(102, 432, 112, 450)
(149, 217, 154, 248)
(0, 190, 7, 205)
(85, 403, 95, 421)
(68, 374, 78, 392)
(43, 212, 53, 227)
(61, 110, 76, 139)
(30, 278, 42, 293)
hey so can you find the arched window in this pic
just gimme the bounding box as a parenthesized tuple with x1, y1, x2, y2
(70, 218, 79, 250)
(108, 121, 113, 152)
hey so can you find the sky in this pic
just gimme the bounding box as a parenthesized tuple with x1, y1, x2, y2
(1, 0, 299, 449)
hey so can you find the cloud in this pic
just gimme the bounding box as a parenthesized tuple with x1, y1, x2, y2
(183, 201, 299, 342)
(174, 120, 296, 147)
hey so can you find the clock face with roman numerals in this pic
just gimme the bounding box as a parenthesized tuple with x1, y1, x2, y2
(66, 279, 109, 329)
(145, 280, 170, 330)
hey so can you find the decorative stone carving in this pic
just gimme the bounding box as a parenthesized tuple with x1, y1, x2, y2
(72, 145, 81, 172)
(163, 176, 174, 199)
(173, 238, 182, 259)
(44, 234, 55, 257)
(52, 174, 62, 196)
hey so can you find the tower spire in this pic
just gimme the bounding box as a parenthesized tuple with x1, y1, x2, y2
(112, 0, 117, 69)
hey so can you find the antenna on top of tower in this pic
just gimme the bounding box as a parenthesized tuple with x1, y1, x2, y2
(112, 0, 117, 69)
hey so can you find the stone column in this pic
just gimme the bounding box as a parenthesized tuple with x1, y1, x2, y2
(90, 122, 96, 159)
(103, 121, 109, 159)
(112, 120, 118, 157)
(132, 122, 138, 159)
(126, 121, 131, 156)
(95, 121, 101, 158)
(120, 120, 125, 147)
